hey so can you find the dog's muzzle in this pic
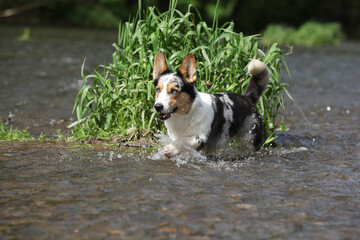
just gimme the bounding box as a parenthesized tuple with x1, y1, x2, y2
(154, 103, 178, 120)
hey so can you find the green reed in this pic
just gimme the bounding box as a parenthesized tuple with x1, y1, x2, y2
(70, 0, 292, 143)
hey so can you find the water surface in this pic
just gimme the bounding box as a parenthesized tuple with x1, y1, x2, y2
(0, 26, 359, 239)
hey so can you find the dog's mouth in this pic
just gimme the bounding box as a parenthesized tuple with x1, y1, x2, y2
(158, 107, 178, 120)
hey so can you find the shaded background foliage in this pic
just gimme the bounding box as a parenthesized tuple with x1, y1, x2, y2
(0, 0, 359, 38)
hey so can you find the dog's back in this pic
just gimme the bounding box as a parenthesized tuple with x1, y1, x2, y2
(203, 92, 262, 152)
(200, 59, 270, 152)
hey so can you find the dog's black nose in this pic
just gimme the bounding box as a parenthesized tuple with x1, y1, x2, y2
(154, 103, 163, 112)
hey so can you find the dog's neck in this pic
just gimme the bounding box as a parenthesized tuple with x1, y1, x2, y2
(164, 90, 214, 140)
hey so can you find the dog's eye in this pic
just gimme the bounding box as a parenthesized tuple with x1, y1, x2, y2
(170, 89, 178, 95)
(155, 87, 161, 93)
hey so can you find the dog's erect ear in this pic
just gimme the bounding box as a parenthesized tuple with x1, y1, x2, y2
(179, 53, 196, 83)
(153, 51, 168, 80)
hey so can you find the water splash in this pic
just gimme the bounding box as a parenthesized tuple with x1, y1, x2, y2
(98, 151, 116, 165)
(150, 132, 260, 171)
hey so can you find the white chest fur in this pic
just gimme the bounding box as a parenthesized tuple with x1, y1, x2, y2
(165, 92, 214, 141)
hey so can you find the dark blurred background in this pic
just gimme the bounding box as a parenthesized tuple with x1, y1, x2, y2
(0, 0, 359, 38)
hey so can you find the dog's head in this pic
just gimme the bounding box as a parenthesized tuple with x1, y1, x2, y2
(153, 51, 197, 120)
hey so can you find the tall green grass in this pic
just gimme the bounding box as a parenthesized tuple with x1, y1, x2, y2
(70, 0, 292, 143)
(263, 21, 344, 46)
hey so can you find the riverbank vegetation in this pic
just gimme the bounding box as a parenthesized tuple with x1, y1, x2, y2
(1, 0, 359, 39)
(262, 21, 344, 46)
(0, 0, 294, 146)
(68, 0, 292, 145)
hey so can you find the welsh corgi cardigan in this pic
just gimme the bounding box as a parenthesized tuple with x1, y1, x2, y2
(153, 51, 270, 158)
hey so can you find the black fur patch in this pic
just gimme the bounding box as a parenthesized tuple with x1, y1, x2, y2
(225, 93, 253, 138)
(243, 78, 261, 104)
(250, 108, 263, 150)
(205, 94, 226, 148)
(204, 92, 262, 150)
(175, 72, 196, 101)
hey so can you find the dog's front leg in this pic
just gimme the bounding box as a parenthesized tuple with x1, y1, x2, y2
(164, 141, 183, 158)
(164, 135, 206, 158)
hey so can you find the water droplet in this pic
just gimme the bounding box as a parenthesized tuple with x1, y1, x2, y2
(108, 151, 114, 162)
(49, 119, 55, 126)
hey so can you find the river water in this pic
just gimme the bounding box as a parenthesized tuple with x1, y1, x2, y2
(0, 26, 359, 239)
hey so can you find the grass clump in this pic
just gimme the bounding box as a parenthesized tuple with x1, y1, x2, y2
(0, 123, 68, 142)
(70, 0, 291, 144)
(0, 124, 34, 141)
(263, 21, 344, 46)
(18, 27, 31, 41)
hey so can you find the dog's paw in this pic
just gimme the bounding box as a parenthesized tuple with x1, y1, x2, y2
(164, 143, 181, 158)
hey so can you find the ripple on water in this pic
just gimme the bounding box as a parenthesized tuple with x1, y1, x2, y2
(1, 33, 360, 238)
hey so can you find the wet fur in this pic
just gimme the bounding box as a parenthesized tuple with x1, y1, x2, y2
(153, 51, 270, 158)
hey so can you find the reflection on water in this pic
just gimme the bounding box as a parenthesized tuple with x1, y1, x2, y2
(0, 26, 360, 239)
(0, 26, 116, 137)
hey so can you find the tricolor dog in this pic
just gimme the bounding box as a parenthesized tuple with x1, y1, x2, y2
(153, 51, 270, 158)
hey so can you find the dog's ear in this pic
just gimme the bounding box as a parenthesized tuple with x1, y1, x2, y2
(153, 51, 168, 80)
(179, 53, 196, 84)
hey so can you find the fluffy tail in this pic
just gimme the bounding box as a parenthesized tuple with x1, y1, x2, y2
(244, 59, 270, 104)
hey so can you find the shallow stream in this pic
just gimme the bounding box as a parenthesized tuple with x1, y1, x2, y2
(1, 26, 359, 239)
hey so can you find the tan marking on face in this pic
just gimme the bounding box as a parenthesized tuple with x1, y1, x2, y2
(167, 82, 179, 109)
(165, 82, 192, 114)
(155, 81, 164, 99)
(175, 92, 192, 114)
